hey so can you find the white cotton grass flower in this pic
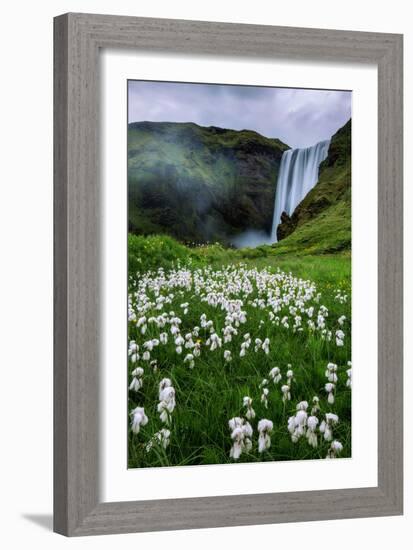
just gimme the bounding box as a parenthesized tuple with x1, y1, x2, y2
(228, 417, 253, 460)
(288, 407, 308, 443)
(129, 366, 144, 392)
(262, 338, 270, 354)
(269, 367, 281, 384)
(222, 325, 237, 343)
(307, 319, 315, 332)
(175, 335, 184, 355)
(209, 333, 222, 351)
(334, 290, 347, 304)
(287, 401, 321, 446)
(254, 338, 263, 352)
(142, 351, 150, 361)
(281, 384, 291, 403)
(281, 316, 289, 329)
(128, 341, 140, 363)
(293, 316, 302, 333)
(338, 315, 346, 326)
(193, 343, 201, 358)
(143, 339, 155, 352)
(184, 333, 195, 349)
(346, 363, 352, 389)
(325, 382, 336, 404)
(224, 350, 232, 363)
(286, 367, 294, 385)
(306, 415, 319, 448)
(131, 366, 144, 377)
(320, 328, 332, 341)
(325, 362, 338, 383)
(319, 413, 339, 441)
(159, 385, 175, 404)
(335, 329, 345, 347)
(257, 419, 273, 453)
(243, 396, 256, 420)
(240, 333, 251, 357)
(261, 387, 269, 408)
(183, 353, 195, 368)
(311, 396, 320, 415)
(137, 316, 146, 328)
(295, 409, 308, 427)
(130, 406, 148, 434)
(287, 415, 296, 436)
(159, 378, 172, 393)
(145, 428, 171, 452)
(240, 342, 247, 357)
(241, 332, 251, 350)
(157, 385, 176, 424)
(253, 337, 270, 354)
(326, 440, 343, 459)
(319, 305, 329, 317)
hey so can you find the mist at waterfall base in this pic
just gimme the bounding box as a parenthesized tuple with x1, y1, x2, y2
(231, 230, 275, 248)
(231, 138, 331, 249)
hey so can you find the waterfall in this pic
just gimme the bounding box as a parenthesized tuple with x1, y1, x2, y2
(271, 139, 330, 242)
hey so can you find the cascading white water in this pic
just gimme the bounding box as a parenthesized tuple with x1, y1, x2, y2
(271, 139, 330, 242)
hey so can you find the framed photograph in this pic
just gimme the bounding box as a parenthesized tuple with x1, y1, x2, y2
(54, 13, 403, 536)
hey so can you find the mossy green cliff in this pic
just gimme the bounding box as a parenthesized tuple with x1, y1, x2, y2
(128, 121, 289, 243)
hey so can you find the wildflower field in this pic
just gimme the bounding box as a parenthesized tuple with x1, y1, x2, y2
(128, 235, 351, 467)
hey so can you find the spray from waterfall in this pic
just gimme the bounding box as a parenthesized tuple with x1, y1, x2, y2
(271, 139, 330, 242)
(232, 138, 330, 249)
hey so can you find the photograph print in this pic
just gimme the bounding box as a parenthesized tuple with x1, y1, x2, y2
(127, 80, 352, 468)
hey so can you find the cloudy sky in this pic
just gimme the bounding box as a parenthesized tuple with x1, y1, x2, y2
(128, 80, 351, 149)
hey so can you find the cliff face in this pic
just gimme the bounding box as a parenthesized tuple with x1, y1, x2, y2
(276, 119, 351, 252)
(128, 121, 289, 243)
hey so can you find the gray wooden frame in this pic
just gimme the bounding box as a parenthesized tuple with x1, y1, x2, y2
(54, 12, 403, 536)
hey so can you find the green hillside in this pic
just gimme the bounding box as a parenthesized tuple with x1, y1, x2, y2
(128, 121, 289, 243)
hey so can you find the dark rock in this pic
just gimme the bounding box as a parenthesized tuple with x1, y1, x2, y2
(277, 212, 297, 241)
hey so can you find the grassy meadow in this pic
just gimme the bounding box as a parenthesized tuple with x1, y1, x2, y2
(128, 234, 351, 467)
